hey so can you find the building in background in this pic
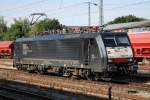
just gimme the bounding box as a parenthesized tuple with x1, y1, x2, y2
(63, 26, 100, 33)
(63, 20, 150, 33)
(103, 20, 150, 33)
(34, 20, 150, 34)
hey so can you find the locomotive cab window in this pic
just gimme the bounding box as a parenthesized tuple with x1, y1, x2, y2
(103, 37, 116, 47)
(103, 35, 129, 47)
(116, 36, 129, 46)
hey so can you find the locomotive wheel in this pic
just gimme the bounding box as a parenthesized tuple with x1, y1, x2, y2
(28, 70, 35, 73)
(83, 69, 94, 80)
(86, 75, 93, 80)
(17, 66, 21, 70)
(63, 70, 72, 78)
(37, 70, 44, 74)
(37, 69, 47, 74)
(85, 73, 94, 80)
(94, 73, 100, 81)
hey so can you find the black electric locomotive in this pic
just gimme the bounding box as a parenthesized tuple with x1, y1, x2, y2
(13, 32, 138, 80)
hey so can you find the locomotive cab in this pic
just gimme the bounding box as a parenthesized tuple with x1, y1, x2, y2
(102, 33, 138, 76)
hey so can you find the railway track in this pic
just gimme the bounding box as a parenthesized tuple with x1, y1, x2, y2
(129, 83, 150, 92)
(0, 85, 55, 100)
(0, 68, 149, 100)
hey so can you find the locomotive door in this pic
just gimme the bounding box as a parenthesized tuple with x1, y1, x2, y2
(89, 39, 102, 72)
(82, 39, 90, 65)
(82, 38, 101, 71)
(14, 43, 22, 62)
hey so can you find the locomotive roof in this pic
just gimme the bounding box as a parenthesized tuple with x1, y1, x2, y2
(16, 32, 127, 42)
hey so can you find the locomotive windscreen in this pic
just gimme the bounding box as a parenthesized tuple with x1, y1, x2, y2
(103, 35, 130, 47)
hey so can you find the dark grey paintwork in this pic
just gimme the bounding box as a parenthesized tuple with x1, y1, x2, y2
(14, 33, 127, 73)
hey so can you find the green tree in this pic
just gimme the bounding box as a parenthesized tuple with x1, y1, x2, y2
(7, 18, 31, 40)
(31, 18, 62, 33)
(108, 15, 146, 24)
(0, 16, 7, 34)
(0, 17, 62, 40)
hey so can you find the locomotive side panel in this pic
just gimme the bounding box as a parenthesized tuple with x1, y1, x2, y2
(15, 39, 83, 68)
(13, 33, 106, 76)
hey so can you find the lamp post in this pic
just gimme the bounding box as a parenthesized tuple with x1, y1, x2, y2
(99, 0, 103, 26)
(85, 0, 104, 30)
(85, 2, 92, 26)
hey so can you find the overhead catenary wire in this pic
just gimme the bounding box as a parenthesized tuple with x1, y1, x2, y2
(2, 0, 150, 26)
(4, 2, 86, 25)
(105, 0, 150, 10)
(1, 0, 149, 16)
(0, 0, 49, 12)
(44, 0, 150, 17)
(46, 0, 150, 21)
(44, 2, 85, 14)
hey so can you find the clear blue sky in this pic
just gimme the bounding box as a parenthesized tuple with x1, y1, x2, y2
(0, 0, 150, 26)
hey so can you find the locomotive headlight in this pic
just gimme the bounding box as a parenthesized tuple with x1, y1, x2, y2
(108, 59, 112, 62)
(128, 58, 133, 62)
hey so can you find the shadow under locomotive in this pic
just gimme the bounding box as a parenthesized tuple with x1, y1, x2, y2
(129, 72, 150, 83)
(0, 79, 107, 100)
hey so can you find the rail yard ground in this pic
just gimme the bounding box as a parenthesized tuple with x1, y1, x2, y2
(0, 59, 150, 100)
